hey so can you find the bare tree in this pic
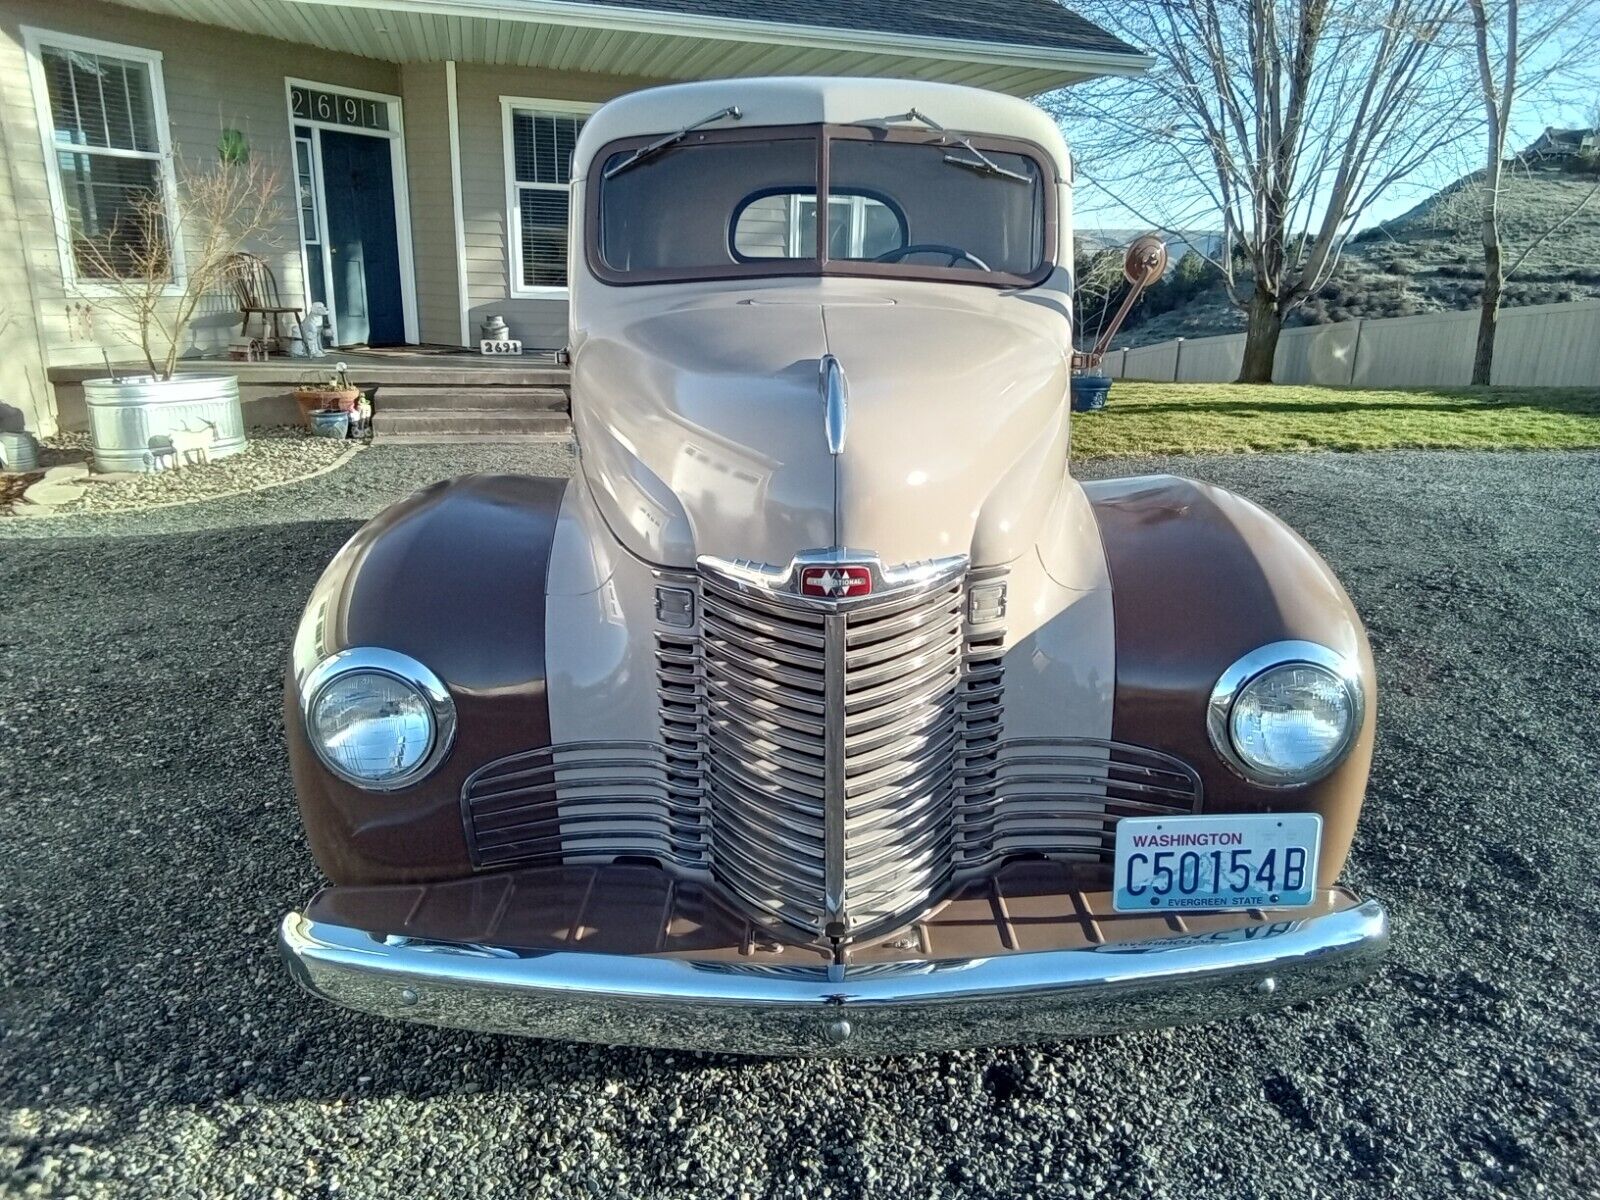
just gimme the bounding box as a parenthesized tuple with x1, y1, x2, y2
(71, 154, 282, 379)
(1464, 0, 1597, 384)
(1048, 0, 1470, 382)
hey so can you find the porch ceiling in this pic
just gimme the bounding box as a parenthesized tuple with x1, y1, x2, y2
(101, 0, 1149, 96)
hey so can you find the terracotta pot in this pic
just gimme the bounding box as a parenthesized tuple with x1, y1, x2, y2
(294, 387, 361, 426)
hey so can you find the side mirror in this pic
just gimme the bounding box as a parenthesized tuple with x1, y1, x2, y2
(1123, 235, 1168, 287)
(1073, 233, 1168, 372)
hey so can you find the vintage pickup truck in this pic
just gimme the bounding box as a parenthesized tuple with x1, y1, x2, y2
(279, 77, 1388, 1055)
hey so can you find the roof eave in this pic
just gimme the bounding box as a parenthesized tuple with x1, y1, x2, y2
(302, 0, 1154, 80)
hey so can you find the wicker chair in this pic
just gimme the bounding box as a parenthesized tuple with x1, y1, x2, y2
(225, 253, 302, 353)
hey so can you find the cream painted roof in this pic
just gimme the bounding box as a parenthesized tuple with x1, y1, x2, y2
(572, 77, 1072, 181)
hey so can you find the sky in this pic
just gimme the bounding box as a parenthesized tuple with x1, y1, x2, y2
(1065, 36, 1596, 238)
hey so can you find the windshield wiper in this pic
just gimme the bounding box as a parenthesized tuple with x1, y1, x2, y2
(886, 108, 1031, 184)
(603, 105, 742, 180)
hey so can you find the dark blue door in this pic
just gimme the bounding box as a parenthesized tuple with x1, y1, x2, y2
(320, 130, 405, 346)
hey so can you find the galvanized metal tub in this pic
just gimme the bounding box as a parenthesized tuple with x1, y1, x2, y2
(84, 374, 246, 474)
(0, 431, 40, 472)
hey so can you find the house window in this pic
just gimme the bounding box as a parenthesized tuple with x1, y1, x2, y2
(733, 192, 905, 260)
(503, 100, 590, 292)
(23, 29, 177, 284)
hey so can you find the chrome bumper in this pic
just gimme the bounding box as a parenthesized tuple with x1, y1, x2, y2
(279, 897, 1389, 1056)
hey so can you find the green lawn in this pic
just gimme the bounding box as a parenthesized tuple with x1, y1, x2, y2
(1071, 382, 1600, 458)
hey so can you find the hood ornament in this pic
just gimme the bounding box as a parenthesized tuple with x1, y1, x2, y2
(819, 354, 847, 456)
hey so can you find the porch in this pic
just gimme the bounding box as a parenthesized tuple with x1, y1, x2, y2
(47, 350, 572, 440)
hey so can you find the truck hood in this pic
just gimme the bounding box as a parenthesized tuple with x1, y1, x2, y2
(571, 288, 1072, 572)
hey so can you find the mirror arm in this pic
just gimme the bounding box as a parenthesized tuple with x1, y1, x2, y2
(1074, 234, 1169, 370)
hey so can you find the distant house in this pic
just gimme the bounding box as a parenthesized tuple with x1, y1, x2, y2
(0, 0, 1148, 436)
(1526, 127, 1600, 159)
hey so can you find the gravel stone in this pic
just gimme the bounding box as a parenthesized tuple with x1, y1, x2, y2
(1, 445, 1597, 1199)
(7, 427, 359, 518)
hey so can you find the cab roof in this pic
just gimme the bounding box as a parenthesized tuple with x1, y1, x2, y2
(571, 77, 1071, 182)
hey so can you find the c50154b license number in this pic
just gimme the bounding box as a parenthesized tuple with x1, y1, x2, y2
(1112, 813, 1322, 912)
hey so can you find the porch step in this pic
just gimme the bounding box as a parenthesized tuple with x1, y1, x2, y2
(373, 385, 569, 412)
(372, 408, 571, 441)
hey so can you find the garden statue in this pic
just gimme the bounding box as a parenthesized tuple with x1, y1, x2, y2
(291, 303, 331, 359)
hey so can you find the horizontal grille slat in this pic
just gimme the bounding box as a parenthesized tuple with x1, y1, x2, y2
(954, 738, 1203, 874)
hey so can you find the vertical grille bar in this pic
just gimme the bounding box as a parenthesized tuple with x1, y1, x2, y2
(698, 562, 967, 939)
(823, 611, 848, 935)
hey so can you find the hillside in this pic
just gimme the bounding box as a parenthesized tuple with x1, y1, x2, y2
(1096, 159, 1600, 348)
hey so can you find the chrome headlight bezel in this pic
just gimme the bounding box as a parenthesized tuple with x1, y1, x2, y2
(1206, 640, 1364, 788)
(300, 647, 457, 791)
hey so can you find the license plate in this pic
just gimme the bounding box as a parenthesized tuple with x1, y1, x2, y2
(1112, 813, 1321, 912)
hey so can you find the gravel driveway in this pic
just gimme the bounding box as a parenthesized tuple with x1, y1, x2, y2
(2, 446, 1597, 1199)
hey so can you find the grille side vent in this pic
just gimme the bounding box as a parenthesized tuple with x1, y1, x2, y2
(461, 739, 710, 871)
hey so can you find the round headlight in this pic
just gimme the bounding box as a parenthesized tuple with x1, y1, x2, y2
(1208, 642, 1363, 786)
(301, 649, 456, 790)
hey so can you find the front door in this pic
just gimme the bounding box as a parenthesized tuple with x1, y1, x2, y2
(320, 130, 405, 346)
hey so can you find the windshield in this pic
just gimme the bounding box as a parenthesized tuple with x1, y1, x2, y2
(588, 127, 1053, 286)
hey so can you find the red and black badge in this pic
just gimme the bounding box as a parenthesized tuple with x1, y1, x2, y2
(800, 565, 873, 599)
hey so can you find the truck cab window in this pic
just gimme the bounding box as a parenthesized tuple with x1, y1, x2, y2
(732, 191, 905, 261)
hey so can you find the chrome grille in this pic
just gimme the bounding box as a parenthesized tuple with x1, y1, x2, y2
(699, 564, 965, 938)
(461, 556, 1202, 944)
(699, 576, 829, 932)
(462, 736, 709, 871)
(955, 739, 1203, 871)
(836, 579, 964, 935)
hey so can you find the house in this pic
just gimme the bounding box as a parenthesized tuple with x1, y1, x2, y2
(1525, 126, 1600, 159)
(0, 0, 1147, 436)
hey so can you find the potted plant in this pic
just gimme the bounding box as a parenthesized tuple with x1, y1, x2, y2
(73, 153, 282, 473)
(1070, 367, 1114, 413)
(293, 361, 361, 427)
(308, 408, 352, 439)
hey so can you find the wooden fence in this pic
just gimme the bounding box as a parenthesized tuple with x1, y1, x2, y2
(1102, 298, 1600, 388)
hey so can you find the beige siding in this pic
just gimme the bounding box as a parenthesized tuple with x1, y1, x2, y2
(0, 63, 52, 433)
(0, 0, 400, 388)
(454, 63, 660, 349)
(400, 61, 462, 346)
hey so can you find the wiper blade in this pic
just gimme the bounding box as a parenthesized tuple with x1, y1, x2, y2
(603, 105, 742, 180)
(889, 108, 1031, 184)
(941, 154, 1030, 182)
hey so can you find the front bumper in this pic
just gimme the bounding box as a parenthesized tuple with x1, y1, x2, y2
(279, 893, 1389, 1056)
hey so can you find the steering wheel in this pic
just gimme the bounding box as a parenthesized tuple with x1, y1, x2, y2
(873, 243, 993, 271)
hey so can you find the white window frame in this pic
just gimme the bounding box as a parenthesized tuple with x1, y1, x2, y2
(22, 26, 186, 295)
(791, 194, 886, 258)
(501, 96, 596, 298)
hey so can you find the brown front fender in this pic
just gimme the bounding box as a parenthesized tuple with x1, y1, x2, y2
(1085, 475, 1377, 886)
(285, 474, 567, 885)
